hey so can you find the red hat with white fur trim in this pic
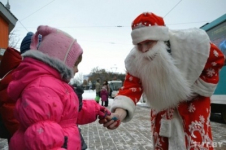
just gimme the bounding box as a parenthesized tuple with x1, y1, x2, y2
(131, 12, 169, 45)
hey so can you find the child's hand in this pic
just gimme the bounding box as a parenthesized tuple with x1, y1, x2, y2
(98, 106, 111, 119)
(99, 113, 121, 130)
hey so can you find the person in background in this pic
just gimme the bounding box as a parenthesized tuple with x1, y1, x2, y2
(102, 80, 110, 107)
(100, 12, 225, 149)
(70, 80, 87, 150)
(0, 49, 6, 63)
(7, 25, 110, 150)
(95, 78, 101, 103)
(100, 85, 108, 107)
(88, 80, 92, 90)
(219, 39, 226, 64)
(0, 32, 34, 143)
(20, 32, 35, 54)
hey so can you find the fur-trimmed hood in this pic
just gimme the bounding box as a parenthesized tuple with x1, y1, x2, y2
(22, 50, 74, 81)
(8, 50, 74, 101)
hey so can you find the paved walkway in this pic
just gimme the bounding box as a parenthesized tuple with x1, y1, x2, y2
(79, 105, 153, 150)
(0, 106, 152, 150)
(79, 103, 226, 150)
(80, 91, 226, 150)
(1, 90, 225, 150)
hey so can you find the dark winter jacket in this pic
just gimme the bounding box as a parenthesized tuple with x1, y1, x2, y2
(72, 84, 84, 111)
(0, 47, 22, 139)
(71, 83, 87, 150)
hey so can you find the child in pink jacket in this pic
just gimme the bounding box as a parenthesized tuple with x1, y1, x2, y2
(7, 25, 110, 150)
(100, 86, 108, 106)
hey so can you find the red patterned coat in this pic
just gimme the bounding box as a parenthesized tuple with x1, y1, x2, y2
(111, 31, 225, 150)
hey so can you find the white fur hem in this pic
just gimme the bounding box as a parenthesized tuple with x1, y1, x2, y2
(131, 26, 169, 45)
(111, 95, 136, 122)
(192, 78, 217, 97)
(168, 110, 186, 150)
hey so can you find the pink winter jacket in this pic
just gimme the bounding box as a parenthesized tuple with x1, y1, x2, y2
(7, 53, 101, 150)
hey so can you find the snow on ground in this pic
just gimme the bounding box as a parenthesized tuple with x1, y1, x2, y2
(83, 90, 97, 99)
(0, 138, 8, 150)
(83, 90, 148, 108)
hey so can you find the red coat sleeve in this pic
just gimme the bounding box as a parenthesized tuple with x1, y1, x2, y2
(117, 73, 143, 104)
(111, 73, 143, 122)
(193, 43, 225, 97)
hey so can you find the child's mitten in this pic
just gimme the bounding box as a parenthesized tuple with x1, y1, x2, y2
(98, 106, 111, 119)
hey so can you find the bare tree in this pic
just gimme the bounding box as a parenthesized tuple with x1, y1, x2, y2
(70, 72, 83, 86)
(87, 67, 126, 85)
(8, 30, 20, 49)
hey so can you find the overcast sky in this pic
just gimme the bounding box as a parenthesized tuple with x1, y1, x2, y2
(1, 0, 226, 75)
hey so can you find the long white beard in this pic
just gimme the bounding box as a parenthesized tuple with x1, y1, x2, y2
(132, 41, 192, 111)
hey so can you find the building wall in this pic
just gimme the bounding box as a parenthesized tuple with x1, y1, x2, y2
(0, 16, 9, 49)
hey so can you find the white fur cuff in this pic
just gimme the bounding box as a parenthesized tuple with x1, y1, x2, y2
(111, 95, 136, 122)
(131, 26, 169, 45)
(193, 78, 217, 97)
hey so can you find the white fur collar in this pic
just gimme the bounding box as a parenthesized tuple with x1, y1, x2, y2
(22, 50, 73, 82)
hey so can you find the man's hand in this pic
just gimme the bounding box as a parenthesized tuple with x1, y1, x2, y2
(99, 108, 127, 130)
